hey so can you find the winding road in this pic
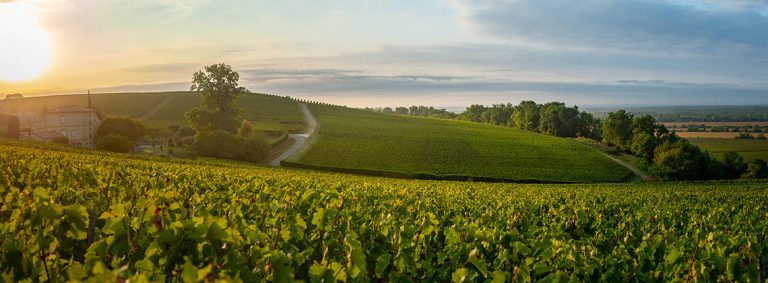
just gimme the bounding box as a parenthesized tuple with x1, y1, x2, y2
(600, 152, 653, 182)
(268, 103, 318, 167)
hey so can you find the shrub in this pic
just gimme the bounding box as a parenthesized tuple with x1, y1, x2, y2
(193, 130, 242, 160)
(97, 117, 146, 142)
(239, 136, 271, 162)
(96, 134, 134, 153)
(193, 130, 271, 162)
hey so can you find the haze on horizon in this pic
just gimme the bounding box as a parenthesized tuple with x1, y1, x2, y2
(1, 0, 767, 109)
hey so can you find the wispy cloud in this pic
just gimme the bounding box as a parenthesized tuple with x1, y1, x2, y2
(455, 0, 768, 55)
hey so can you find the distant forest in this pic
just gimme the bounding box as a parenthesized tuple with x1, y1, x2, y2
(586, 105, 768, 122)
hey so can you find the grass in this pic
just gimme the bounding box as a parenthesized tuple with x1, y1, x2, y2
(144, 92, 305, 132)
(297, 105, 633, 183)
(1, 92, 305, 133)
(0, 92, 177, 117)
(687, 138, 768, 161)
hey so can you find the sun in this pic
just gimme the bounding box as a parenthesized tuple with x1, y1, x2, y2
(0, 3, 52, 82)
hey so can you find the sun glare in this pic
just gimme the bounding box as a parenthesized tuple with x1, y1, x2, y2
(0, 3, 51, 82)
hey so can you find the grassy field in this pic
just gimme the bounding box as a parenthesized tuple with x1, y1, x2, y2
(0, 92, 177, 117)
(139, 92, 305, 132)
(661, 121, 768, 127)
(296, 105, 632, 183)
(687, 138, 768, 161)
(674, 132, 744, 139)
(0, 92, 305, 133)
(1, 142, 766, 281)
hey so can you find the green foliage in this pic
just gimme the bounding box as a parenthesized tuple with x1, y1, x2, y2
(602, 110, 634, 151)
(186, 63, 247, 133)
(97, 116, 146, 142)
(193, 130, 243, 160)
(299, 104, 632, 183)
(1, 144, 767, 281)
(512, 100, 540, 131)
(741, 159, 767, 179)
(652, 139, 712, 180)
(193, 130, 270, 162)
(96, 134, 134, 153)
(722, 151, 747, 178)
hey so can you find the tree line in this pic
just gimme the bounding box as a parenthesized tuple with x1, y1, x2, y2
(601, 110, 767, 180)
(366, 106, 457, 119)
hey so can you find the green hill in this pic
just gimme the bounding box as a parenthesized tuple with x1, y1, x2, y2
(0, 92, 305, 133)
(0, 142, 765, 281)
(294, 105, 633, 183)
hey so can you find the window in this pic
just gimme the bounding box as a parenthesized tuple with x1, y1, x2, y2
(60, 115, 66, 125)
(61, 130, 67, 137)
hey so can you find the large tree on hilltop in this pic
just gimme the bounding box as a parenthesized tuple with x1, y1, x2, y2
(186, 63, 247, 133)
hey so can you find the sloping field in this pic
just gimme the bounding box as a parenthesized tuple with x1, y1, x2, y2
(0, 92, 177, 117)
(296, 105, 633, 183)
(0, 92, 305, 132)
(688, 138, 768, 161)
(143, 92, 305, 132)
(0, 142, 766, 281)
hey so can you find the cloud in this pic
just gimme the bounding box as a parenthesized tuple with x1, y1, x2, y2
(455, 0, 768, 55)
(240, 68, 473, 83)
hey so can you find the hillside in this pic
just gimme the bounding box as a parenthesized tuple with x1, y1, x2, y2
(0, 92, 305, 133)
(1, 142, 766, 281)
(294, 105, 633, 183)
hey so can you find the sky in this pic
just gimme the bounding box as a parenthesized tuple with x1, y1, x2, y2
(0, 0, 767, 109)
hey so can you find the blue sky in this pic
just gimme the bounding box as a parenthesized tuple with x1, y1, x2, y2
(1, 0, 767, 108)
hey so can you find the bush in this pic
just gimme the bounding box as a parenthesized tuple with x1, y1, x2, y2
(97, 117, 146, 142)
(652, 140, 711, 180)
(239, 136, 271, 162)
(742, 159, 768, 179)
(193, 130, 242, 160)
(96, 134, 134, 153)
(193, 130, 271, 162)
(53, 136, 69, 145)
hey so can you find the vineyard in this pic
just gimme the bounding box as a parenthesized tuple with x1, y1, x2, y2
(1, 143, 767, 282)
(297, 104, 632, 183)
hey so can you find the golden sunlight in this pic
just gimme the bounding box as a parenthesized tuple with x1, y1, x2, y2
(0, 3, 51, 82)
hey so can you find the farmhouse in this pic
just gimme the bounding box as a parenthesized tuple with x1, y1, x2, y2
(31, 105, 101, 146)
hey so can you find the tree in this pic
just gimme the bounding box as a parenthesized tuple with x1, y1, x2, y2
(722, 151, 746, 178)
(602, 110, 633, 151)
(577, 112, 601, 139)
(97, 116, 145, 142)
(630, 131, 657, 159)
(96, 134, 134, 153)
(539, 102, 564, 136)
(652, 139, 712, 180)
(460, 104, 487, 122)
(512, 101, 540, 131)
(186, 63, 247, 133)
(742, 159, 768, 179)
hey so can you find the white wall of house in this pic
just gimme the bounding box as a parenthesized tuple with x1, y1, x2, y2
(43, 112, 100, 146)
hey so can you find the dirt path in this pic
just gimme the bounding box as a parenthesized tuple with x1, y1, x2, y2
(136, 95, 174, 121)
(601, 152, 653, 182)
(268, 103, 318, 167)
